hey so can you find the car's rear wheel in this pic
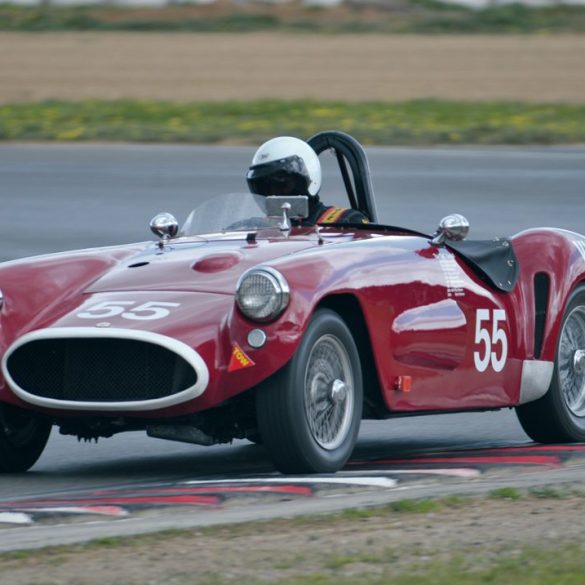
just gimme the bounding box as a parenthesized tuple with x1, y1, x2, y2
(517, 285, 585, 443)
(246, 433, 263, 445)
(0, 403, 51, 472)
(256, 309, 363, 474)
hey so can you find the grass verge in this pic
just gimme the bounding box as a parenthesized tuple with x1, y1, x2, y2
(2, 99, 585, 145)
(2, 1, 585, 34)
(1, 491, 585, 584)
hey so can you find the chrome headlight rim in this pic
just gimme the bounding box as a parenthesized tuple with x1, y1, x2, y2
(236, 266, 290, 323)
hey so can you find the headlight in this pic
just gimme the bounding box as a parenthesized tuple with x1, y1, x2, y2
(236, 267, 290, 322)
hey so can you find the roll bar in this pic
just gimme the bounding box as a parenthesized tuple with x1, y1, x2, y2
(308, 131, 379, 223)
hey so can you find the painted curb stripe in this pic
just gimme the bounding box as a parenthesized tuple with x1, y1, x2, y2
(1, 495, 220, 508)
(374, 468, 481, 478)
(349, 455, 561, 467)
(17, 506, 128, 517)
(89, 485, 313, 497)
(0, 512, 33, 525)
(184, 477, 399, 488)
(468, 445, 585, 453)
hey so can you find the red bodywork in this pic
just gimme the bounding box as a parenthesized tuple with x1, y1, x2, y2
(0, 228, 585, 419)
(1, 224, 585, 424)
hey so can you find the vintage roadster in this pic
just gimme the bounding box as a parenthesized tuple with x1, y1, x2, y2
(1, 131, 585, 474)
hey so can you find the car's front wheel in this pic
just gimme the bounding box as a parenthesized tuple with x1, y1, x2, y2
(256, 308, 363, 474)
(517, 285, 585, 443)
(0, 403, 51, 473)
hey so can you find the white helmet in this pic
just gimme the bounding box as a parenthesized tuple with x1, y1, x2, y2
(246, 136, 322, 197)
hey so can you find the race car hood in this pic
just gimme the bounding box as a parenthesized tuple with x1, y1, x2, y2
(0, 235, 327, 415)
(86, 236, 321, 295)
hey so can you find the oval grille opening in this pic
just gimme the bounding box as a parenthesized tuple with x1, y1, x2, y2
(7, 338, 197, 403)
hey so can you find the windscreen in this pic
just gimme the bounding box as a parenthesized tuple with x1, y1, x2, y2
(181, 193, 274, 236)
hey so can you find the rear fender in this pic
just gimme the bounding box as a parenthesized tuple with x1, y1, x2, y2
(512, 229, 585, 362)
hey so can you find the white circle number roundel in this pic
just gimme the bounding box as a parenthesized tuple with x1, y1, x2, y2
(474, 309, 508, 373)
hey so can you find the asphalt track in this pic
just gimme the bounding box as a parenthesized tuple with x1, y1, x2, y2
(1, 143, 584, 261)
(0, 143, 584, 549)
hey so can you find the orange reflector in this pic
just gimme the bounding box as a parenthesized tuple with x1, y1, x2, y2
(228, 343, 255, 373)
(395, 375, 412, 392)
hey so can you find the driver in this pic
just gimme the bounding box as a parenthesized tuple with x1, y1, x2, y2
(246, 136, 369, 226)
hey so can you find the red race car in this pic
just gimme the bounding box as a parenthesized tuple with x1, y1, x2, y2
(1, 131, 585, 474)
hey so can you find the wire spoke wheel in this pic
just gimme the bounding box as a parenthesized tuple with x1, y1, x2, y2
(516, 286, 585, 444)
(304, 334, 354, 450)
(256, 308, 363, 474)
(559, 306, 585, 417)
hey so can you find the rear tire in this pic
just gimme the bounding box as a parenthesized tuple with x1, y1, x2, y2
(256, 309, 362, 474)
(516, 285, 585, 443)
(0, 403, 51, 473)
(247, 433, 263, 445)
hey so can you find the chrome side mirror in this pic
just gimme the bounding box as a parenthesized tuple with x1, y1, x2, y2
(431, 214, 470, 246)
(150, 212, 179, 249)
(265, 196, 309, 221)
(266, 196, 310, 235)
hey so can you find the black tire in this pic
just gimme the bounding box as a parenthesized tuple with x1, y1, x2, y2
(256, 308, 363, 474)
(0, 403, 51, 473)
(516, 285, 585, 443)
(246, 433, 263, 445)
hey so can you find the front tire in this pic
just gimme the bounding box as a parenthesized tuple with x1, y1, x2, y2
(517, 285, 585, 443)
(256, 309, 363, 474)
(0, 403, 51, 472)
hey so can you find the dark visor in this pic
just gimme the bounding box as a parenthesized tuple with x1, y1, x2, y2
(247, 155, 310, 196)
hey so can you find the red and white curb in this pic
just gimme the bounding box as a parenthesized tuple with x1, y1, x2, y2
(2, 444, 583, 525)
